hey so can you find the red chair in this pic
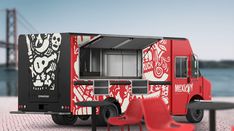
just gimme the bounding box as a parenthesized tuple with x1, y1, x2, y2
(107, 99, 143, 131)
(232, 126, 234, 131)
(141, 97, 195, 131)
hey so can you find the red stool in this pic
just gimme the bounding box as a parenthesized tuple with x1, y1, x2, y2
(107, 99, 143, 131)
(141, 97, 195, 131)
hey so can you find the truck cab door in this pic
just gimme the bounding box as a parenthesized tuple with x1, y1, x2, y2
(172, 56, 191, 115)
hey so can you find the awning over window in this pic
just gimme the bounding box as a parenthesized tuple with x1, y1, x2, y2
(80, 35, 162, 50)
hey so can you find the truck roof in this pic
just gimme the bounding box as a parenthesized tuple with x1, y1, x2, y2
(19, 32, 187, 50)
(71, 33, 187, 50)
(69, 32, 187, 40)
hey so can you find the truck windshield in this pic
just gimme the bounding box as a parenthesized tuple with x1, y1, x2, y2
(192, 55, 201, 77)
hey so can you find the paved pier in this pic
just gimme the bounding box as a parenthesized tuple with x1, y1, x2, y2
(0, 97, 234, 131)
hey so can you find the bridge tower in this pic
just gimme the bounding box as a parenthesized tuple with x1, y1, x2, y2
(6, 9, 17, 68)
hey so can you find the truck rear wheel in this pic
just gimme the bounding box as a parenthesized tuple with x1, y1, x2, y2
(51, 114, 78, 125)
(97, 98, 120, 126)
(186, 101, 204, 123)
(101, 104, 118, 122)
(78, 115, 90, 121)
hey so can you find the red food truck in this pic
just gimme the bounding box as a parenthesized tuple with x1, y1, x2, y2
(16, 33, 211, 125)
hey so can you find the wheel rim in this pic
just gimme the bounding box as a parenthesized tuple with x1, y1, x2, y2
(103, 106, 118, 122)
(191, 109, 203, 121)
(105, 108, 116, 118)
(105, 110, 111, 118)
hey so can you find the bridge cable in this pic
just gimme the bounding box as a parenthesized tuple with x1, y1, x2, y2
(17, 10, 39, 33)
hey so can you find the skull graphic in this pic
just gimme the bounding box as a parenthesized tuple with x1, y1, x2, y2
(51, 33, 62, 51)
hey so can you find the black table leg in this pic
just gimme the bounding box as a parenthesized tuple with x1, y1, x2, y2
(91, 107, 96, 131)
(209, 110, 216, 131)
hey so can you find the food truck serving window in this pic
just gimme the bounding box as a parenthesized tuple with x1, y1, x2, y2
(79, 35, 161, 79)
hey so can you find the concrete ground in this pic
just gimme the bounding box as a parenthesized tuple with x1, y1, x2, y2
(0, 97, 234, 131)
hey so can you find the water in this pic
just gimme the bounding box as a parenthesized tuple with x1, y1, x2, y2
(0, 67, 233, 97)
(0, 67, 18, 96)
(200, 69, 234, 97)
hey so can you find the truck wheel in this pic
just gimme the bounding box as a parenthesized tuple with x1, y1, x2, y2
(78, 115, 90, 121)
(104, 97, 121, 114)
(97, 99, 120, 126)
(186, 102, 204, 123)
(51, 114, 78, 125)
(101, 104, 118, 122)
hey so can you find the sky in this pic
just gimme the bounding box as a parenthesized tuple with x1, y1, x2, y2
(0, 0, 234, 63)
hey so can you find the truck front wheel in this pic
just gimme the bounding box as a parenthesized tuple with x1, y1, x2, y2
(51, 114, 78, 125)
(186, 101, 204, 123)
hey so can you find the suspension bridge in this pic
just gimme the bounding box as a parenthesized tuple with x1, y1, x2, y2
(0, 8, 38, 69)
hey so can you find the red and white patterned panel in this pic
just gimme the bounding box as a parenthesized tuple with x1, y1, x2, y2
(142, 40, 171, 105)
(70, 35, 96, 115)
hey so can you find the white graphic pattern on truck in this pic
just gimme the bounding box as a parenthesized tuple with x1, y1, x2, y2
(26, 33, 62, 90)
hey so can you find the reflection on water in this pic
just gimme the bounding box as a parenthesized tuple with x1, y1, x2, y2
(0, 67, 18, 96)
(0, 81, 17, 96)
(0, 67, 233, 96)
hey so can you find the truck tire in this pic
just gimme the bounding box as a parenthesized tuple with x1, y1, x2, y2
(51, 114, 78, 125)
(103, 97, 121, 114)
(97, 98, 120, 126)
(101, 104, 118, 121)
(186, 101, 204, 123)
(78, 115, 90, 121)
